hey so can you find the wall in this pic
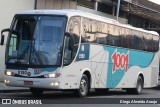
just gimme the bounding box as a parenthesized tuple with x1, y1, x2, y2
(77, 6, 128, 24)
(36, 0, 128, 24)
(0, 0, 35, 81)
(36, 0, 77, 9)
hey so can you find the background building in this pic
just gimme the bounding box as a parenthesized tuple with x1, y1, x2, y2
(35, 0, 160, 33)
(36, 0, 128, 24)
(0, 0, 35, 81)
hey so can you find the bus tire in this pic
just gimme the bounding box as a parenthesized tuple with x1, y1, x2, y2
(74, 74, 89, 97)
(134, 76, 143, 94)
(126, 76, 143, 94)
(30, 88, 44, 97)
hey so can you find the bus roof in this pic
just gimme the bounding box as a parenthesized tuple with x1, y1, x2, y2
(16, 9, 159, 36)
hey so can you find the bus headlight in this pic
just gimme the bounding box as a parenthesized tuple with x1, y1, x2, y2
(44, 73, 61, 78)
(4, 79, 10, 84)
(50, 82, 59, 86)
(5, 70, 15, 76)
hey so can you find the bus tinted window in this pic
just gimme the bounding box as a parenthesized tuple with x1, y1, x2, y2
(143, 33, 153, 52)
(153, 35, 159, 52)
(96, 22, 108, 45)
(65, 16, 81, 65)
(137, 32, 143, 50)
(68, 16, 81, 45)
(82, 18, 90, 43)
(113, 25, 120, 46)
(82, 18, 98, 43)
(126, 29, 132, 49)
(81, 17, 159, 53)
(132, 31, 143, 50)
(120, 28, 126, 48)
(107, 25, 120, 46)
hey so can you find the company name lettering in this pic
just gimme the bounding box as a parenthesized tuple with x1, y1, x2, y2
(112, 50, 129, 72)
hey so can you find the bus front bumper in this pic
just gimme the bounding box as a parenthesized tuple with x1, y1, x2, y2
(4, 76, 62, 90)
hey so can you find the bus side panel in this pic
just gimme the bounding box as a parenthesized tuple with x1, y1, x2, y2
(60, 61, 91, 89)
(103, 46, 159, 88)
(89, 44, 109, 88)
(61, 44, 92, 89)
(60, 44, 159, 90)
(61, 44, 109, 89)
(116, 53, 159, 88)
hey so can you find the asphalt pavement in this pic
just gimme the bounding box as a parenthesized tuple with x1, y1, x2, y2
(1, 88, 160, 103)
(0, 82, 29, 93)
(1, 82, 160, 106)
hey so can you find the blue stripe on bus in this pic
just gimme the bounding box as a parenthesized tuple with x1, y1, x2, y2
(103, 46, 154, 88)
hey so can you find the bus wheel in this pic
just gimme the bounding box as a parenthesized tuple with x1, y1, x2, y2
(74, 74, 89, 97)
(126, 76, 143, 94)
(30, 88, 44, 97)
(134, 76, 143, 94)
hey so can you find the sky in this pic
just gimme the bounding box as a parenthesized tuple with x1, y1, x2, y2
(148, 0, 160, 5)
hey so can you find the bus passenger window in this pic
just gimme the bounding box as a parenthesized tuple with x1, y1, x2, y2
(65, 16, 81, 65)
(82, 18, 97, 43)
(96, 33, 107, 45)
(153, 35, 159, 52)
(120, 28, 126, 48)
(132, 31, 143, 50)
(8, 35, 18, 57)
(63, 36, 72, 65)
(96, 22, 108, 45)
(108, 25, 120, 47)
(126, 29, 132, 49)
(107, 24, 112, 46)
(143, 34, 153, 52)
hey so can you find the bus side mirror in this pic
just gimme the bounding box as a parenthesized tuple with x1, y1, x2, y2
(1, 35, 4, 45)
(65, 32, 72, 38)
(1, 28, 10, 45)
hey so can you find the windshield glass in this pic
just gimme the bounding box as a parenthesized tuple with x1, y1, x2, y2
(6, 15, 66, 66)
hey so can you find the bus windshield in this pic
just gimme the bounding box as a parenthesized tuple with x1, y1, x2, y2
(6, 15, 67, 66)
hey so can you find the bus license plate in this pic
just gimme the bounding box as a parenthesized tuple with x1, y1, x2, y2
(24, 81, 33, 85)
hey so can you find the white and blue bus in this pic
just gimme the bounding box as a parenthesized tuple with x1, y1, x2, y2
(2, 10, 159, 97)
